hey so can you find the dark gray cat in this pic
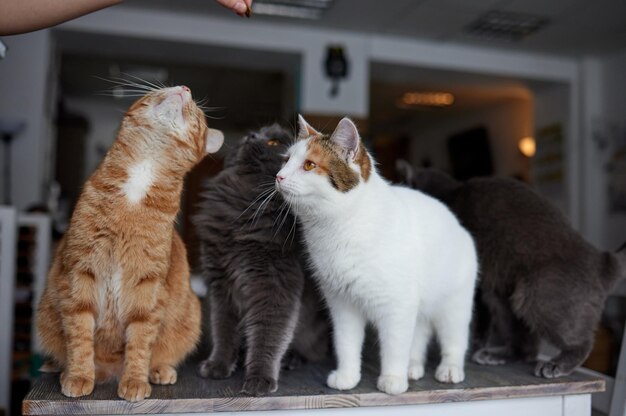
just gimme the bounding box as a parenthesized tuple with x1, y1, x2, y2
(194, 124, 329, 396)
(396, 161, 626, 378)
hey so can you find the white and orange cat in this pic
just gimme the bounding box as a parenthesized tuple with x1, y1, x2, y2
(36, 85, 224, 402)
(276, 116, 478, 395)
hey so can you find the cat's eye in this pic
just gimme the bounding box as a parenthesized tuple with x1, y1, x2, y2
(303, 160, 317, 171)
(267, 139, 280, 146)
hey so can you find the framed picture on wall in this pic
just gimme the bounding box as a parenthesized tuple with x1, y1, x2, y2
(533, 123, 565, 196)
(606, 124, 626, 212)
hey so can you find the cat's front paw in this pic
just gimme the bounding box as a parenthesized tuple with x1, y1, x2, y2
(408, 362, 425, 380)
(118, 378, 152, 402)
(472, 348, 507, 365)
(60, 374, 94, 398)
(326, 370, 360, 390)
(241, 376, 278, 396)
(435, 364, 464, 383)
(377, 375, 408, 395)
(197, 358, 236, 379)
(149, 365, 177, 385)
(534, 360, 569, 378)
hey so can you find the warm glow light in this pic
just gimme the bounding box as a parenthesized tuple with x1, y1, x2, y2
(519, 136, 536, 157)
(399, 91, 455, 107)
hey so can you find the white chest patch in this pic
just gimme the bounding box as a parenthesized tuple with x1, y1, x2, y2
(96, 266, 123, 326)
(122, 160, 154, 204)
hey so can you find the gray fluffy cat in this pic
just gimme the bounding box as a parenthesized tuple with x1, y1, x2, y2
(396, 161, 626, 378)
(194, 124, 329, 395)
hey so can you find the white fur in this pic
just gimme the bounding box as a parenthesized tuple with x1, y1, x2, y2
(96, 266, 123, 328)
(276, 139, 478, 395)
(151, 87, 186, 129)
(122, 160, 154, 204)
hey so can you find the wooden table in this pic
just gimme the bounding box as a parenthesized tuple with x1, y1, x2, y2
(23, 359, 604, 416)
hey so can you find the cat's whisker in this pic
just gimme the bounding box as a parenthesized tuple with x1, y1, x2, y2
(274, 197, 292, 238)
(235, 187, 276, 222)
(110, 82, 154, 92)
(154, 79, 168, 89)
(203, 113, 227, 121)
(283, 197, 298, 250)
(94, 77, 159, 98)
(272, 199, 290, 233)
(255, 180, 277, 191)
(96, 90, 154, 97)
(120, 72, 164, 91)
(99, 89, 152, 94)
(253, 191, 277, 224)
(197, 108, 226, 115)
(249, 190, 276, 229)
(99, 76, 157, 92)
(256, 184, 275, 191)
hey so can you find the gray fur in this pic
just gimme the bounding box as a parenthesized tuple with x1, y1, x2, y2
(396, 161, 626, 378)
(194, 124, 329, 395)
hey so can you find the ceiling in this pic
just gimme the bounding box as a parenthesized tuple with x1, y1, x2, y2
(55, 0, 596, 132)
(121, 0, 626, 57)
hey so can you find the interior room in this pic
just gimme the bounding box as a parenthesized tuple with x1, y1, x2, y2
(1, 0, 626, 415)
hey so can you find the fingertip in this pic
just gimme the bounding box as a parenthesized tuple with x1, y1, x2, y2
(234, 1, 247, 14)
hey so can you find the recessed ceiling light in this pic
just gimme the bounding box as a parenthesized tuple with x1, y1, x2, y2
(397, 91, 455, 108)
(465, 10, 549, 41)
(252, 0, 335, 20)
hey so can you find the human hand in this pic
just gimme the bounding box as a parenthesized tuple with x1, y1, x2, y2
(215, 0, 253, 17)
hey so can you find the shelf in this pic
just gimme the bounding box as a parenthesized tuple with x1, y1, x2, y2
(23, 360, 604, 415)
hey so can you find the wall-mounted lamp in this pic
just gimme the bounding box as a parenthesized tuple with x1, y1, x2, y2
(519, 136, 536, 157)
(325, 45, 349, 98)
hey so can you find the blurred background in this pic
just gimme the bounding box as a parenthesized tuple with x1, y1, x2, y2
(1, 0, 626, 414)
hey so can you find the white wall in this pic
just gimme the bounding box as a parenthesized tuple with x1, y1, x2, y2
(0, 31, 55, 210)
(0, 6, 583, 218)
(58, 7, 371, 118)
(578, 51, 626, 250)
(600, 50, 626, 251)
(56, 6, 581, 221)
(0, 131, 4, 202)
(410, 98, 533, 179)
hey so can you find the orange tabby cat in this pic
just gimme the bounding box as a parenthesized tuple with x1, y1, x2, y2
(36, 85, 224, 402)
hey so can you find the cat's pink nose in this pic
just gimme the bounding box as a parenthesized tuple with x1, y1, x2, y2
(276, 175, 285, 183)
(181, 85, 190, 93)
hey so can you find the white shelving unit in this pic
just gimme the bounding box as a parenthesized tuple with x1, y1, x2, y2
(0, 209, 51, 414)
(18, 214, 52, 354)
(578, 280, 626, 416)
(0, 206, 18, 414)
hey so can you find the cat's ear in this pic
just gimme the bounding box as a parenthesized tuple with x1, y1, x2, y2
(330, 117, 360, 161)
(297, 114, 320, 140)
(205, 128, 224, 154)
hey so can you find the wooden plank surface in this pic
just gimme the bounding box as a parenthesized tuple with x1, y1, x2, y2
(23, 358, 605, 415)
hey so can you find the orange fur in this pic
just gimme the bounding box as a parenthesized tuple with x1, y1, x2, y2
(36, 87, 220, 402)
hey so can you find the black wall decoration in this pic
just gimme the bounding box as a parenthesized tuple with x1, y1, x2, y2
(324, 45, 348, 98)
